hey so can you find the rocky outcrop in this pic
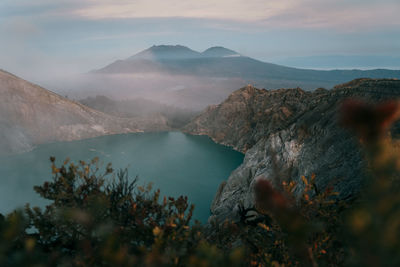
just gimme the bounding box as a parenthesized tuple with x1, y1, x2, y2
(183, 85, 313, 152)
(184, 79, 400, 223)
(0, 70, 169, 154)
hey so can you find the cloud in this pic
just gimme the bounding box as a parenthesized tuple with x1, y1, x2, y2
(80, 31, 179, 42)
(260, 0, 400, 30)
(0, 18, 41, 39)
(73, 0, 292, 21)
(72, 0, 400, 30)
(3, 0, 399, 30)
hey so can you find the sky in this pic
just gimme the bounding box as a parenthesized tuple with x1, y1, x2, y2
(1, 0, 399, 82)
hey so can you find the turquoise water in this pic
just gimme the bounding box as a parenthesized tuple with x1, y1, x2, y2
(0, 132, 243, 222)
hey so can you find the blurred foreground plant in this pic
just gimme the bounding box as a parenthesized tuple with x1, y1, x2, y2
(0, 158, 243, 266)
(239, 99, 400, 266)
(340, 100, 400, 266)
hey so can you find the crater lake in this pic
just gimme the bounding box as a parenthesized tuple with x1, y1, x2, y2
(0, 132, 244, 222)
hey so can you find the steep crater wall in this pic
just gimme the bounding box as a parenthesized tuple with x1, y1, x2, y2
(184, 79, 400, 223)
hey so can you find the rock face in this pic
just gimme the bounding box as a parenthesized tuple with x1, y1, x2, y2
(0, 70, 169, 154)
(184, 79, 400, 223)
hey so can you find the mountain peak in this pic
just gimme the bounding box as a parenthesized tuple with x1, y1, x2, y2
(202, 46, 241, 58)
(128, 45, 201, 61)
(127, 45, 242, 61)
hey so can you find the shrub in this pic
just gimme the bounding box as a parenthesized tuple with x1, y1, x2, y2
(0, 158, 239, 266)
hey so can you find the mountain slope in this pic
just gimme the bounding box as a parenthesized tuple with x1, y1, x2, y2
(202, 47, 241, 57)
(184, 79, 400, 223)
(0, 70, 169, 154)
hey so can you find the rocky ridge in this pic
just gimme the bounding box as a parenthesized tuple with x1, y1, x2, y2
(0, 70, 169, 154)
(183, 78, 400, 223)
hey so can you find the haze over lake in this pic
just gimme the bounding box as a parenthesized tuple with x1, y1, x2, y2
(0, 132, 244, 222)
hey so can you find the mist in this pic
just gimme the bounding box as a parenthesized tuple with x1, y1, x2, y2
(41, 72, 248, 111)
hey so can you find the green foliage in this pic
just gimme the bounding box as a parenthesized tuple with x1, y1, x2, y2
(0, 157, 237, 266)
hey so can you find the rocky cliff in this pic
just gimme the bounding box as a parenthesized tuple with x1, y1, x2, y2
(0, 70, 169, 154)
(184, 79, 400, 223)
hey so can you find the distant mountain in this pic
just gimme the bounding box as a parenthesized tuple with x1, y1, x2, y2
(125, 45, 240, 61)
(95, 45, 400, 87)
(90, 45, 400, 110)
(184, 79, 400, 223)
(0, 70, 169, 154)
